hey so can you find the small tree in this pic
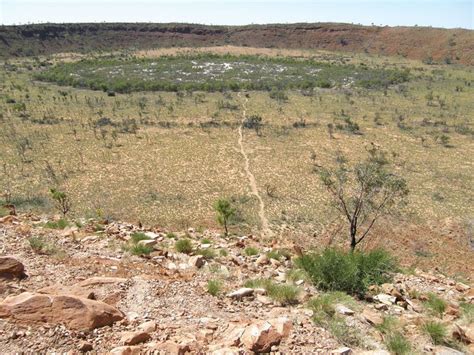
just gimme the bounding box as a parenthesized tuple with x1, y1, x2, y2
(243, 115, 263, 136)
(214, 198, 236, 236)
(317, 150, 408, 251)
(50, 188, 71, 217)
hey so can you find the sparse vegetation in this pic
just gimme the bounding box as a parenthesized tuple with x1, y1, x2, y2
(386, 332, 412, 355)
(423, 293, 447, 318)
(244, 246, 259, 256)
(175, 238, 193, 254)
(423, 321, 447, 345)
(244, 278, 300, 305)
(196, 248, 217, 259)
(307, 292, 361, 347)
(207, 279, 222, 296)
(130, 232, 151, 244)
(44, 218, 69, 229)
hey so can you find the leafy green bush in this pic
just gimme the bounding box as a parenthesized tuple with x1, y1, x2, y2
(423, 321, 447, 345)
(175, 238, 193, 254)
(424, 293, 447, 318)
(207, 279, 222, 296)
(296, 248, 396, 295)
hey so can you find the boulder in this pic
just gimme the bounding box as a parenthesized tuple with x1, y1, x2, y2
(138, 320, 157, 333)
(78, 341, 93, 352)
(362, 309, 383, 326)
(256, 254, 269, 266)
(433, 345, 465, 355)
(120, 331, 151, 346)
(227, 288, 254, 299)
(335, 304, 355, 316)
(0, 292, 123, 330)
(332, 347, 352, 354)
(109, 346, 143, 355)
(188, 255, 205, 269)
(151, 341, 191, 354)
(0, 256, 26, 279)
(77, 277, 127, 287)
(37, 284, 95, 300)
(240, 317, 292, 353)
(455, 283, 470, 292)
(374, 294, 396, 305)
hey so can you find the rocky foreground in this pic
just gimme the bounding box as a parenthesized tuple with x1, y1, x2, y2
(0, 214, 473, 354)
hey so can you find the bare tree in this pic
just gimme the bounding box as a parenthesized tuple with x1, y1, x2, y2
(316, 149, 408, 251)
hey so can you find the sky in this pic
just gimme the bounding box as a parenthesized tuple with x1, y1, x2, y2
(0, 0, 472, 29)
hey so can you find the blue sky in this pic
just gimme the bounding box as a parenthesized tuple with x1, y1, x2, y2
(1, 0, 472, 29)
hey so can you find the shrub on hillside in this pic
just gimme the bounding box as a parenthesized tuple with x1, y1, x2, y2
(296, 248, 397, 295)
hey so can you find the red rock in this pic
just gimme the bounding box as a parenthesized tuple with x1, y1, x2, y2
(120, 331, 151, 345)
(0, 292, 123, 330)
(240, 317, 292, 352)
(151, 341, 191, 354)
(362, 309, 383, 326)
(0, 256, 26, 279)
(37, 284, 95, 299)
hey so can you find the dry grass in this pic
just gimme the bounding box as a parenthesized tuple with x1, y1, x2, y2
(0, 49, 472, 252)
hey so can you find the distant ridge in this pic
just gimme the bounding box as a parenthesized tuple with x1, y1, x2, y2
(1, 23, 473, 64)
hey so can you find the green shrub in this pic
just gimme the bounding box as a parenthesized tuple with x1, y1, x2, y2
(129, 244, 153, 256)
(286, 269, 308, 283)
(28, 236, 60, 255)
(423, 321, 447, 345)
(296, 248, 396, 295)
(386, 332, 412, 355)
(196, 248, 216, 259)
(219, 249, 228, 257)
(244, 246, 259, 256)
(130, 232, 151, 244)
(424, 293, 447, 318)
(166, 232, 177, 239)
(207, 279, 222, 296)
(460, 302, 474, 323)
(28, 236, 48, 253)
(266, 249, 291, 260)
(44, 218, 69, 229)
(175, 238, 193, 254)
(201, 238, 212, 245)
(244, 278, 299, 305)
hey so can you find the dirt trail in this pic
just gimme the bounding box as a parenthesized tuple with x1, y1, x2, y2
(237, 93, 272, 237)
